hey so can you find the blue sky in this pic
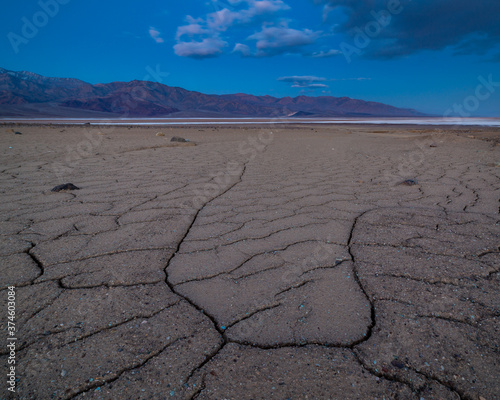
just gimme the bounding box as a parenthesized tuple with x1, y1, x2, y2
(1, 0, 499, 116)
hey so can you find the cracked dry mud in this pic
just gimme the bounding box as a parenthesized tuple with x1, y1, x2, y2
(0, 124, 499, 400)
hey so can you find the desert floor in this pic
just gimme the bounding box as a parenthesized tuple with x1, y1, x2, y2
(0, 123, 499, 400)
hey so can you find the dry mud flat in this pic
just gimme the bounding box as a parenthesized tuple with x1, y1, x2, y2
(0, 124, 499, 400)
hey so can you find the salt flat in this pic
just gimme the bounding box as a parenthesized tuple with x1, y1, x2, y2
(0, 124, 499, 399)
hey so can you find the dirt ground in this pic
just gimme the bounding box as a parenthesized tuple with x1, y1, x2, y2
(0, 123, 499, 399)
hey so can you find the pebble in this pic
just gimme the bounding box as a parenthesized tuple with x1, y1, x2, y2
(171, 136, 189, 142)
(399, 179, 418, 186)
(391, 360, 405, 369)
(51, 183, 80, 192)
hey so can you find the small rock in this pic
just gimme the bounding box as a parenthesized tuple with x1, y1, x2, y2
(51, 183, 80, 192)
(14, 131, 22, 135)
(156, 132, 165, 137)
(429, 142, 437, 147)
(171, 136, 189, 143)
(399, 179, 418, 186)
(61, 369, 67, 377)
(391, 360, 405, 369)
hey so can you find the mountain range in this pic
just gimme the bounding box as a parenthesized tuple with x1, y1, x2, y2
(0, 67, 425, 118)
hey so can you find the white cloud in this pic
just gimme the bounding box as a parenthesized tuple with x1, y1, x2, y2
(291, 83, 329, 88)
(248, 26, 320, 56)
(176, 23, 210, 40)
(233, 43, 252, 56)
(173, 37, 228, 58)
(278, 75, 371, 85)
(311, 49, 341, 58)
(252, 0, 289, 13)
(278, 75, 327, 83)
(207, 9, 243, 31)
(322, 4, 334, 23)
(278, 75, 329, 89)
(330, 77, 371, 81)
(149, 27, 164, 44)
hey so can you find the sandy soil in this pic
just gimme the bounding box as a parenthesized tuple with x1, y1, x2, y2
(0, 123, 499, 400)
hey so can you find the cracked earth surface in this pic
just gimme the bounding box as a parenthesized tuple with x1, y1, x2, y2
(0, 124, 499, 400)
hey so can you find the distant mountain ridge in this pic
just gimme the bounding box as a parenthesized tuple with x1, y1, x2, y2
(0, 67, 425, 118)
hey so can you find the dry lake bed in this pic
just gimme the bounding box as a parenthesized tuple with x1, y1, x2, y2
(0, 123, 499, 399)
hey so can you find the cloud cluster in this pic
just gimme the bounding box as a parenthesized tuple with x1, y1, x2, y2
(173, 0, 500, 61)
(206, 0, 290, 31)
(174, 0, 319, 58)
(317, 0, 500, 60)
